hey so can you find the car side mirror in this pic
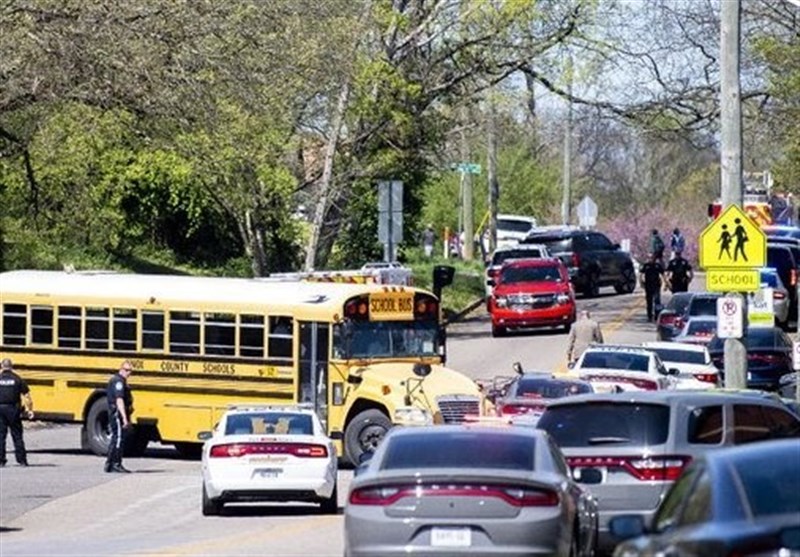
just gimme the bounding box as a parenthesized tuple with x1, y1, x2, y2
(512, 362, 523, 376)
(197, 431, 213, 441)
(609, 515, 646, 540)
(666, 367, 680, 376)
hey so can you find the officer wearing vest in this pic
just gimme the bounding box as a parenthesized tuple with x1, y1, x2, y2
(105, 361, 134, 473)
(0, 358, 34, 467)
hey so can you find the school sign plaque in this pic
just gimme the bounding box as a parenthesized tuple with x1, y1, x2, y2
(699, 204, 766, 292)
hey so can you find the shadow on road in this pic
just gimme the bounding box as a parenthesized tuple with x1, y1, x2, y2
(0, 526, 23, 533)
(219, 504, 342, 517)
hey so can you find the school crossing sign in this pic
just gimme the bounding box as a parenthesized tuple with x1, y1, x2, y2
(699, 204, 766, 292)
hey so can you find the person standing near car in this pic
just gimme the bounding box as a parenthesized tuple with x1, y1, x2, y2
(422, 225, 435, 258)
(0, 358, 34, 467)
(566, 310, 604, 364)
(640, 253, 667, 321)
(666, 250, 694, 293)
(105, 361, 134, 473)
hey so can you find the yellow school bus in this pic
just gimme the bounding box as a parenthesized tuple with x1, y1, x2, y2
(0, 270, 482, 462)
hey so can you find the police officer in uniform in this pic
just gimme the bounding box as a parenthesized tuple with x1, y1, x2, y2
(0, 358, 34, 467)
(666, 250, 694, 293)
(105, 361, 134, 473)
(639, 253, 667, 322)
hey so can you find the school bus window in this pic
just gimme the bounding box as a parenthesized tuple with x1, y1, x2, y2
(113, 308, 137, 351)
(170, 311, 200, 354)
(58, 306, 82, 349)
(86, 307, 110, 350)
(239, 314, 264, 358)
(2, 303, 27, 346)
(31, 306, 54, 345)
(142, 311, 164, 351)
(205, 312, 235, 356)
(268, 316, 293, 361)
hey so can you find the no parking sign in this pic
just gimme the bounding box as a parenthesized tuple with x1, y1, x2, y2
(716, 295, 744, 339)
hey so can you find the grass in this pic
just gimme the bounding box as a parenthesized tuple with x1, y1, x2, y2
(404, 251, 486, 318)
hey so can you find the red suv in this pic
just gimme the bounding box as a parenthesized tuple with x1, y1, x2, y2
(488, 258, 576, 337)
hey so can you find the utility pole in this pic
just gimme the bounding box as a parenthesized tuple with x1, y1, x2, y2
(487, 104, 499, 255)
(461, 108, 474, 261)
(720, 0, 747, 389)
(561, 51, 573, 226)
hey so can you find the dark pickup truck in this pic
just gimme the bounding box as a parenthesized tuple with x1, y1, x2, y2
(521, 228, 636, 297)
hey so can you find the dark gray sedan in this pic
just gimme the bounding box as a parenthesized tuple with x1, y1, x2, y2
(344, 425, 598, 557)
(610, 438, 800, 557)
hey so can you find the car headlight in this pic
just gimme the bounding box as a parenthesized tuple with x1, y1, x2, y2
(394, 406, 433, 426)
(495, 296, 508, 308)
(557, 293, 571, 304)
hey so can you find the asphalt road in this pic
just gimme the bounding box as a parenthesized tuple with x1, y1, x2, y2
(0, 283, 659, 557)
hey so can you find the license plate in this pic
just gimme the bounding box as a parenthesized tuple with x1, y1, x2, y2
(253, 467, 283, 478)
(431, 527, 471, 547)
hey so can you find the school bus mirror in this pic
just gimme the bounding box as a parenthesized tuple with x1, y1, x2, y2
(413, 363, 432, 378)
(197, 431, 213, 441)
(347, 374, 363, 385)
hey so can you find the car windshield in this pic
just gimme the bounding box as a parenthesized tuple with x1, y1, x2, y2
(649, 348, 707, 365)
(736, 453, 800, 516)
(500, 265, 561, 284)
(380, 431, 535, 471)
(580, 351, 650, 372)
(689, 297, 719, 316)
(333, 320, 439, 359)
(667, 293, 693, 314)
(537, 403, 670, 447)
(498, 219, 536, 234)
(492, 249, 543, 266)
(225, 412, 312, 435)
(686, 320, 716, 336)
(514, 379, 592, 398)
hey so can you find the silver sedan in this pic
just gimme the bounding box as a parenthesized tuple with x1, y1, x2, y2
(344, 425, 598, 557)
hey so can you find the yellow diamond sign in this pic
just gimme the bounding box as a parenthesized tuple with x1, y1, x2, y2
(699, 204, 766, 269)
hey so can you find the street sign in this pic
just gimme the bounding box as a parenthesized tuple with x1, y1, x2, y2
(748, 287, 774, 328)
(378, 180, 403, 246)
(576, 196, 598, 227)
(706, 268, 760, 292)
(699, 204, 766, 269)
(716, 295, 744, 339)
(452, 162, 481, 175)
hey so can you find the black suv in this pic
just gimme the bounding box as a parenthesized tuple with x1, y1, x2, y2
(522, 229, 636, 297)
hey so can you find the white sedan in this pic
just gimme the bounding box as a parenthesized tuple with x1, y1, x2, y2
(572, 344, 678, 392)
(201, 405, 338, 516)
(641, 341, 721, 389)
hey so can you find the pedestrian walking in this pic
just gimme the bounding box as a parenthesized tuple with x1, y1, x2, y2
(666, 250, 694, 293)
(649, 229, 665, 264)
(105, 360, 134, 473)
(0, 358, 34, 467)
(669, 228, 685, 259)
(566, 310, 604, 364)
(639, 253, 667, 321)
(422, 225, 435, 258)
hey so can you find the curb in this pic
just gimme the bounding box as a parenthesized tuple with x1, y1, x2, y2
(445, 298, 485, 324)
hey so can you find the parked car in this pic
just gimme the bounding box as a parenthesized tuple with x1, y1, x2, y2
(572, 344, 679, 392)
(492, 214, 539, 250)
(655, 292, 694, 341)
(488, 258, 576, 337)
(757, 267, 790, 328)
(672, 316, 718, 345)
(521, 229, 636, 297)
(484, 242, 550, 300)
(707, 326, 794, 391)
(763, 224, 800, 240)
(780, 371, 798, 400)
(536, 390, 800, 554)
(767, 243, 798, 318)
(200, 404, 338, 516)
(493, 368, 594, 422)
(345, 425, 599, 557)
(641, 341, 720, 389)
(610, 439, 800, 557)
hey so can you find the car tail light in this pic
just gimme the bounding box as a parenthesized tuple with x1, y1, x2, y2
(694, 373, 718, 384)
(658, 313, 677, 326)
(748, 353, 784, 364)
(571, 253, 580, 268)
(209, 442, 328, 458)
(792, 269, 797, 287)
(499, 403, 545, 416)
(349, 483, 559, 507)
(566, 455, 691, 481)
(585, 374, 659, 390)
(673, 317, 684, 330)
(773, 290, 786, 300)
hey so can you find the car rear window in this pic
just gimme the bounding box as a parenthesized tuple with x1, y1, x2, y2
(498, 219, 536, 234)
(736, 454, 800, 516)
(581, 351, 650, 372)
(537, 402, 670, 447)
(515, 379, 592, 398)
(649, 348, 707, 365)
(746, 329, 785, 349)
(224, 412, 312, 435)
(501, 265, 562, 283)
(686, 320, 717, 336)
(689, 297, 719, 316)
(529, 237, 572, 253)
(381, 432, 535, 471)
(668, 294, 693, 314)
(492, 248, 543, 266)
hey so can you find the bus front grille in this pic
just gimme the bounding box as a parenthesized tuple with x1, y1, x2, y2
(436, 396, 481, 423)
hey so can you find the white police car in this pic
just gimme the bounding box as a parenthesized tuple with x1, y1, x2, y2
(200, 404, 337, 516)
(573, 344, 679, 392)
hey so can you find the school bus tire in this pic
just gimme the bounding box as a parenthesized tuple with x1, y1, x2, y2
(85, 398, 110, 456)
(344, 409, 392, 466)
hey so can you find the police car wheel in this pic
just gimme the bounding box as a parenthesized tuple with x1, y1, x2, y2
(202, 483, 222, 516)
(86, 398, 110, 456)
